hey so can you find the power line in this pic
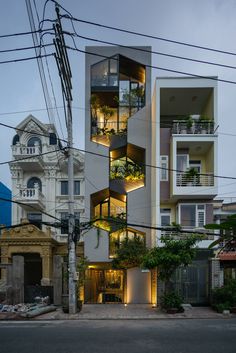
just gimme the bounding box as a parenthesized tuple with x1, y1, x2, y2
(0, 148, 64, 166)
(61, 13, 236, 57)
(0, 29, 49, 39)
(0, 53, 54, 65)
(0, 43, 53, 54)
(69, 46, 236, 86)
(1, 121, 236, 182)
(67, 32, 236, 72)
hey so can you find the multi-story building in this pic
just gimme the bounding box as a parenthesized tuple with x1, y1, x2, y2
(0, 115, 84, 301)
(0, 182, 11, 227)
(84, 46, 153, 304)
(152, 77, 218, 305)
(10, 115, 84, 241)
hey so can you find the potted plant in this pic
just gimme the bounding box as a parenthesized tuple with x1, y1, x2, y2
(186, 116, 194, 133)
(199, 115, 211, 134)
(90, 94, 100, 134)
(184, 167, 200, 186)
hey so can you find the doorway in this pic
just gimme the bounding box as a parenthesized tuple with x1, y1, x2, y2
(84, 269, 124, 303)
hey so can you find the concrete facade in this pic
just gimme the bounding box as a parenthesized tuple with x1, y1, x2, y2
(84, 46, 153, 303)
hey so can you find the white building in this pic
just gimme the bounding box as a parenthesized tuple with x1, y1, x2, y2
(10, 115, 85, 241)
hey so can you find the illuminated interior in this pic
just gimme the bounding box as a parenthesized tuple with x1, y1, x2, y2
(91, 54, 146, 146)
(109, 228, 145, 258)
(84, 268, 124, 303)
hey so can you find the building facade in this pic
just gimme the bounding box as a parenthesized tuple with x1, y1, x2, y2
(0, 115, 84, 302)
(84, 46, 154, 304)
(152, 77, 218, 304)
(0, 182, 11, 228)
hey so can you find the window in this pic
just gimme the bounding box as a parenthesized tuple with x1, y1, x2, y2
(109, 229, 145, 258)
(27, 137, 42, 150)
(60, 212, 80, 235)
(177, 154, 188, 172)
(49, 133, 57, 145)
(27, 213, 42, 229)
(60, 181, 80, 195)
(189, 160, 201, 173)
(27, 177, 42, 191)
(179, 204, 205, 228)
(160, 208, 171, 226)
(160, 156, 169, 181)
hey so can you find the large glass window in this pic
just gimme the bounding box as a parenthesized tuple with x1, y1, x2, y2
(91, 57, 118, 87)
(94, 197, 126, 219)
(109, 229, 145, 258)
(179, 204, 205, 228)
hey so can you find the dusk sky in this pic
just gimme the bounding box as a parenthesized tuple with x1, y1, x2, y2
(1, 0, 236, 200)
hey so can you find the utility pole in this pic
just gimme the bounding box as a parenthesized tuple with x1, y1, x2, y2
(53, 5, 77, 314)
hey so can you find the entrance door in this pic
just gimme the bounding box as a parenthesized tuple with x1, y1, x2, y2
(84, 269, 124, 303)
(172, 260, 209, 305)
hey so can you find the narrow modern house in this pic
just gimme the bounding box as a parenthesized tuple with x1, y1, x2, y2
(84, 46, 154, 304)
(152, 77, 218, 305)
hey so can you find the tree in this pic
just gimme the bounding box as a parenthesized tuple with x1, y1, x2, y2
(112, 236, 148, 269)
(205, 214, 236, 252)
(100, 105, 114, 129)
(142, 235, 200, 293)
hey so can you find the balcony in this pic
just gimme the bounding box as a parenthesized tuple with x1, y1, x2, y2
(172, 120, 215, 135)
(91, 121, 127, 148)
(12, 144, 44, 171)
(16, 187, 45, 210)
(176, 172, 214, 187)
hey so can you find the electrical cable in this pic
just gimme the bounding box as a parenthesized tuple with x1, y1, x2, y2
(68, 46, 236, 86)
(0, 53, 54, 65)
(1, 121, 236, 182)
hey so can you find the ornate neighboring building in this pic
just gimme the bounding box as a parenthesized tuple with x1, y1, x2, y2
(0, 115, 84, 303)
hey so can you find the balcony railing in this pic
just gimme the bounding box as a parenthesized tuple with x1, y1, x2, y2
(17, 187, 45, 209)
(12, 145, 41, 156)
(172, 120, 214, 135)
(91, 121, 127, 136)
(176, 172, 214, 187)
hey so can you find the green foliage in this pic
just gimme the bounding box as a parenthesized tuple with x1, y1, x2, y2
(142, 235, 200, 281)
(205, 214, 236, 250)
(112, 236, 147, 269)
(161, 291, 182, 310)
(212, 279, 236, 312)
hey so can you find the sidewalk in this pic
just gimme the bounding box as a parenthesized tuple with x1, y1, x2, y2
(32, 304, 234, 320)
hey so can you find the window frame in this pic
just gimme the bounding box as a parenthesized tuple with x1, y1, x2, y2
(178, 203, 206, 229)
(160, 155, 169, 181)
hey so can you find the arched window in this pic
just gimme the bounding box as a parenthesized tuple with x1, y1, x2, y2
(49, 133, 57, 145)
(27, 137, 42, 150)
(27, 177, 42, 191)
(12, 134, 20, 145)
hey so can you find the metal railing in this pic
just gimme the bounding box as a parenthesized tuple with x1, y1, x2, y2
(176, 172, 214, 187)
(91, 121, 127, 135)
(172, 120, 215, 135)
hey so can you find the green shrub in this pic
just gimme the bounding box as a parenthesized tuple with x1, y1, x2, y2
(212, 279, 236, 310)
(161, 291, 182, 310)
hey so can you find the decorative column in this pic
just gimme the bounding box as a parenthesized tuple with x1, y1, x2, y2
(41, 246, 52, 286)
(1, 245, 9, 281)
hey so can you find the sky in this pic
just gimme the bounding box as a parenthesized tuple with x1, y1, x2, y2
(1, 0, 236, 200)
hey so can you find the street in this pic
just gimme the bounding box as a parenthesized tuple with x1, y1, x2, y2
(0, 319, 236, 353)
